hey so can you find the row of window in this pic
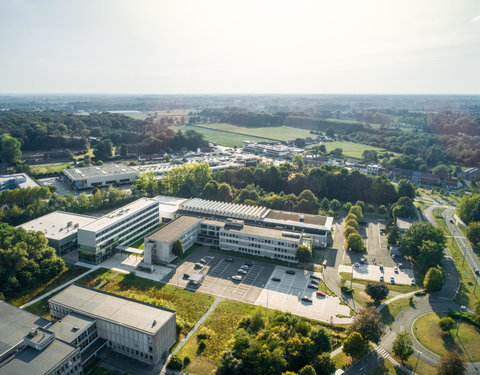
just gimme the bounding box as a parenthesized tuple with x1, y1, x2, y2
(221, 232, 298, 247)
(109, 341, 153, 363)
(52, 352, 81, 375)
(95, 205, 158, 238)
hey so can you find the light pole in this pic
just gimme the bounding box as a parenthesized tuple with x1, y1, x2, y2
(474, 272, 479, 294)
(456, 305, 466, 336)
(413, 351, 422, 375)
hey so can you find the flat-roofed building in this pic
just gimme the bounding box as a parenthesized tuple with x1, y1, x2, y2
(155, 195, 188, 222)
(78, 198, 159, 264)
(0, 302, 50, 363)
(144, 215, 202, 264)
(18, 211, 97, 255)
(48, 284, 176, 365)
(63, 164, 138, 190)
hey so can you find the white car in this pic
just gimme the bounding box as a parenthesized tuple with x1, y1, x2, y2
(232, 275, 242, 281)
(238, 269, 247, 274)
(394, 267, 399, 273)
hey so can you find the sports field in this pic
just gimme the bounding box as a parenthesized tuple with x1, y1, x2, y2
(308, 141, 388, 159)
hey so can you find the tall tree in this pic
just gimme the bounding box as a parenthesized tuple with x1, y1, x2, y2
(436, 351, 466, 375)
(94, 139, 113, 160)
(365, 282, 389, 304)
(343, 332, 368, 360)
(296, 245, 312, 263)
(0, 134, 22, 164)
(400, 222, 445, 259)
(172, 239, 184, 257)
(466, 222, 480, 249)
(392, 331, 414, 365)
(347, 307, 385, 344)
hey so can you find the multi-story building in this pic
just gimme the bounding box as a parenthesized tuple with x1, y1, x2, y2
(78, 198, 160, 264)
(63, 164, 138, 190)
(0, 302, 83, 375)
(49, 284, 176, 366)
(18, 211, 97, 256)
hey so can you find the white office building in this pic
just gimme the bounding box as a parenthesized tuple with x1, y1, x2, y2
(78, 198, 160, 264)
(63, 164, 138, 190)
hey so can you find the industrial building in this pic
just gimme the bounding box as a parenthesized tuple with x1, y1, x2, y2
(63, 164, 138, 190)
(78, 198, 160, 264)
(0, 173, 39, 192)
(178, 198, 332, 247)
(18, 211, 97, 255)
(49, 284, 176, 365)
(0, 302, 82, 375)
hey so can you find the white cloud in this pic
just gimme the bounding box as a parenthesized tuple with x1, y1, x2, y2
(472, 15, 480, 23)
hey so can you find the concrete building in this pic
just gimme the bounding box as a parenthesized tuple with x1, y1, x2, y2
(49, 284, 176, 365)
(0, 173, 39, 192)
(18, 211, 97, 256)
(78, 198, 160, 264)
(144, 215, 202, 264)
(0, 302, 82, 375)
(63, 165, 138, 190)
(155, 195, 188, 223)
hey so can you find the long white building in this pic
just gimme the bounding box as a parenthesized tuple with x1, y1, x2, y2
(78, 198, 160, 264)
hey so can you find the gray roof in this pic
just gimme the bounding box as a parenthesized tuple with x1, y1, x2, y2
(0, 339, 77, 375)
(0, 302, 49, 359)
(63, 164, 137, 181)
(17, 211, 97, 241)
(49, 284, 175, 335)
(48, 313, 95, 343)
(146, 215, 202, 243)
(223, 223, 303, 242)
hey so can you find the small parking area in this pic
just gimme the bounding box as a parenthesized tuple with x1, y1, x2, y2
(338, 264, 414, 285)
(256, 266, 351, 323)
(166, 247, 274, 304)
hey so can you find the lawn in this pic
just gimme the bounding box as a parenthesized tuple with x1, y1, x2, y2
(380, 297, 414, 325)
(413, 312, 480, 362)
(339, 272, 419, 294)
(7, 263, 89, 307)
(417, 188, 461, 205)
(432, 209, 480, 308)
(307, 141, 389, 159)
(175, 125, 276, 147)
(24, 297, 51, 320)
(178, 299, 347, 374)
(195, 123, 314, 141)
(98, 273, 215, 336)
(76, 267, 118, 288)
(332, 351, 352, 370)
(368, 356, 435, 375)
(29, 163, 72, 175)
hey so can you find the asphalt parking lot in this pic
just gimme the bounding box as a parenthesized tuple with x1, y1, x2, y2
(167, 247, 274, 304)
(339, 264, 415, 285)
(256, 266, 351, 323)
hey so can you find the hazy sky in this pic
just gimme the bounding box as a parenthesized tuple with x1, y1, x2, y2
(1, 0, 480, 94)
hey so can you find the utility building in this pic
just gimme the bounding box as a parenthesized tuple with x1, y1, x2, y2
(63, 165, 138, 190)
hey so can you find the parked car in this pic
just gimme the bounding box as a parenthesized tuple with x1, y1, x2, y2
(199, 258, 206, 264)
(241, 264, 249, 270)
(379, 264, 384, 271)
(310, 274, 320, 280)
(301, 296, 313, 303)
(398, 263, 403, 269)
(354, 262, 360, 267)
(411, 279, 416, 286)
(225, 257, 234, 262)
(238, 269, 247, 274)
(450, 219, 454, 224)
(360, 257, 365, 264)
(316, 291, 326, 297)
(394, 266, 399, 273)
(183, 273, 191, 279)
(392, 254, 396, 259)
(308, 284, 318, 289)
(390, 276, 395, 283)
(310, 279, 319, 285)
(286, 270, 295, 275)
(380, 275, 384, 282)
(271, 277, 281, 282)
(232, 275, 242, 281)
(245, 262, 254, 266)
(194, 263, 203, 269)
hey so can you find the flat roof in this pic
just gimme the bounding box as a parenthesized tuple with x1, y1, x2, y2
(18, 211, 97, 241)
(266, 210, 328, 226)
(156, 195, 187, 215)
(63, 164, 137, 181)
(0, 302, 50, 359)
(224, 223, 302, 242)
(0, 173, 39, 190)
(79, 198, 158, 232)
(49, 284, 175, 335)
(48, 312, 95, 343)
(146, 215, 202, 243)
(0, 338, 77, 375)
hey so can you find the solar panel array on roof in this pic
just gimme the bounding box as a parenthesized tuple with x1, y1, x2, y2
(180, 198, 270, 221)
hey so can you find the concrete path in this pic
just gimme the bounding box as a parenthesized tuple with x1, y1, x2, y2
(20, 266, 99, 309)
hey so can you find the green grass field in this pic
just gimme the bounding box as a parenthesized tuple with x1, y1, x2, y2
(29, 163, 72, 175)
(311, 141, 389, 159)
(24, 297, 52, 320)
(98, 273, 215, 336)
(195, 123, 314, 141)
(7, 263, 89, 307)
(380, 297, 414, 325)
(413, 312, 480, 362)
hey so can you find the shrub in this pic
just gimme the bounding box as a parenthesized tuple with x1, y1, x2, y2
(166, 355, 183, 370)
(424, 267, 444, 292)
(198, 339, 207, 352)
(183, 356, 191, 367)
(439, 317, 455, 332)
(367, 204, 375, 213)
(341, 285, 354, 294)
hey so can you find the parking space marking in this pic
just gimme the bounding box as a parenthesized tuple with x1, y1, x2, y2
(234, 265, 264, 297)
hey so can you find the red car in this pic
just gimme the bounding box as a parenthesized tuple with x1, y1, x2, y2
(310, 279, 319, 285)
(316, 291, 326, 297)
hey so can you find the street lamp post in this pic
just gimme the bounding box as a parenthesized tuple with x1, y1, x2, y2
(413, 351, 422, 375)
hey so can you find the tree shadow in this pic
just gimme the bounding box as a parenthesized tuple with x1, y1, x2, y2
(440, 332, 461, 353)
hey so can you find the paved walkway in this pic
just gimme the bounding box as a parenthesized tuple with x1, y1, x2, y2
(20, 266, 99, 309)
